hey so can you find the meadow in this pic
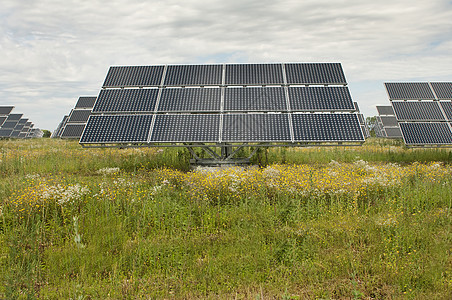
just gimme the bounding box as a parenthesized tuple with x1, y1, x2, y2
(0, 138, 451, 299)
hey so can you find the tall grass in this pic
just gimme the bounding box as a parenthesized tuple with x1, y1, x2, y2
(0, 138, 451, 299)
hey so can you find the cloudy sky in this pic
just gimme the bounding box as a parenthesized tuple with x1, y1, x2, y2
(1, 0, 451, 130)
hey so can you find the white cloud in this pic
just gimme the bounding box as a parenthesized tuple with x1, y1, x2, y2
(0, 0, 451, 130)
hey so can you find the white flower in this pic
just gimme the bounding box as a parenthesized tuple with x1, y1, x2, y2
(96, 167, 120, 175)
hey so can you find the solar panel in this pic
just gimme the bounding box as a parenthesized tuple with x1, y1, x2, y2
(225, 64, 284, 85)
(399, 123, 452, 145)
(0, 106, 14, 115)
(376, 106, 395, 116)
(380, 116, 399, 127)
(285, 63, 346, 85)
(2, 121, 18, 129)
(14, 123, 25, 131)
(80, 115, 153, 144)
(223, 87, 286, 112)
(158, 88, 221, 112)
(439, 101, 452, 120)
(18, 132, 28, 138)
(17, 118, 28, 125)
(75, 97, 97, 109)
(385, 82, 435, 100)
(164, 65, 223, 86)
(0, 116, 6, 126)
(10, 130, 21, 138)
(222, 113, 291, 142)
(61, 124, 86, 139)
(431, 82, 452, 100)
(292, 114, 364, 142)
(392, 101, 445, 121)
(288, 87, 354, 111)
(384, 127, 403, 138)
(6, 114, 23, 121)
(68, 110, 91, 123)
(0, 129, 13, 137)
(150, 114, 220, 142)
(357, 114, 365, 125)
(103, 66, 164, 87)
(93, 89, 159, 113)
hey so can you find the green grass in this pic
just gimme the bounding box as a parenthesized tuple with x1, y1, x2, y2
(0, 138, 451, 299)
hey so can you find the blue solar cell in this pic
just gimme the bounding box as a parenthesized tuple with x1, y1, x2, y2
(164, 65, 223, 86)
(225, 64, 284, 85)
(385, 82, 435, 100)
(392, 101, 445, 121)
(285, 63, 346, 85)
(158, 88, 221, 112)
(399, 123, 452, 145)
(103, 66, 164, 87)
(288, 87, 354, 111)
(224, 87, 286, 112)
(93, 89, 159, 113)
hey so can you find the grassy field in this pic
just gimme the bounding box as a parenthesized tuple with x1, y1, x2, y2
(0, 138, 451, 299)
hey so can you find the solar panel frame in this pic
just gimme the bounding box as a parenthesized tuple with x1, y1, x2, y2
(67, 109, 91, 123)
(292, 113, 364, 142)
(392, 101, 445, 121)
(75, 97, 97, 109)
(0, 116, 6, 127)
(288, 86, 355, 111)
(285, 63, 347, 85)
(0, 129, 13, 137)
(376, 106, 395, 116)
(61, 124, 86, 139)
(0, 106, 14, 115)
(150, 114, 220, 143)
(399, 122, 452, 145)
(102, 66, 165, 88)
(10, 130, 21, 138)
(6, 114, 23, 121)
(430, 82, 452, 100)
(157, 87, 222, 112)
(80, 115, 153, 144)
(2, 121, 18, 129)
(93, 88, 159, 113)
(380, 116, 399, 127)
(163, 64, 223, 86)
(223, 87, 287, 112)
(225, 64, 284, 86)
(385, 82, 435, 100)
(384, 127, 403, 138)
(222, 113, 292, 142)
(439, 101, 452, 120)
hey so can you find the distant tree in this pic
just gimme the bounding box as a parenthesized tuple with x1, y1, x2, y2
(366, 116, 377, 137)
(42, 130, 51, 138)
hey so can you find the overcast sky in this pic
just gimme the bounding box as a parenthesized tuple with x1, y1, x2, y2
(1, 0, 451, 130)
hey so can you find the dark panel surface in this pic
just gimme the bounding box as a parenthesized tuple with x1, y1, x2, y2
(61, 124, 86, 139)
(164, 65, 223, 86)
(6, 114, 23, 121)
(0, 106, 14, 115)
(285, 63, 346, 85)
(14, 123, 25, 131)
(10, 130, 21, 138)
(292, 114, 364, 142)
(75, 97, 97, 108)
(376, 106, 395, 115)
(2, 121, 18, 129)
(431, 82, 452, 100)
(68, 110, 91, 123)
(439, 101, 452, 120)
(103, 66, 164, 87)
(81, 115, 153, 143)
(0, 116, 6, 126)
(380, 116, 399, 127)
(0, 129, 13, 137)
(385, 82, 435, 100)
(400, 122, 452, 145)
(224, 87, 286, 112)
(93, 89, 159, 113)
(222, 113, 291, 142)
(288, 86, 354, 111)
(158, 88, 221, 112)
(384, 127, 403, 138)
(18, 118, 28, 124)
(150, 114, 220, 142)
(225, 64, 284, 85)
(392, 101, 445, 121)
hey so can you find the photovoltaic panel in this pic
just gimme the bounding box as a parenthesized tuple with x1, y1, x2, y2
(93, 89, 159, 113)
(103, 66, 164, 87)
(10, 130, 21, 138)
(380, 116, 399, 127)
(2, 121, 18, 129)
(224, 87, 286, 112)
(150, 114, 220, 142)
(385, 82, 435, 100)
(384, 127, 403, 138)
(225, 64, 284, 85)
(292, 114, 364, 142)
(357, 114, 365, 125)
(68, 110, 91, 123)
(6, 114, 22, 121)
(439, 101, 452, 120)
(61, 124, 86, 139)
(0, 106, 14, 115)
(0, 116, 6, 126)
(18, 132, 28, 138)
(222, 113, 291, 142)
(392, 101, 445, 121)
(14, 123, 25, 131)
(285, 63, 346, 85)
(18, 118, 28, 124)
(80, 115, 153, 144)
(0, 129, 13, 137)
(75, 97, 97, 108)
(164, 65, 223, 86)
(288, 87, 354, 111)
(431, 82, 452, 100)
(399, 123, 452, 145)
(376, 106, 395, 116)
(158, 88, 221, 112)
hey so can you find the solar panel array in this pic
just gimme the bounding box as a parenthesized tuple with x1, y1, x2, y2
(80, 63, 364, 146)
(0, 106, 41, 138)
(54, 96, 96, 139)
(374, 105, 402, 138)
(385, 82, 452, 146)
